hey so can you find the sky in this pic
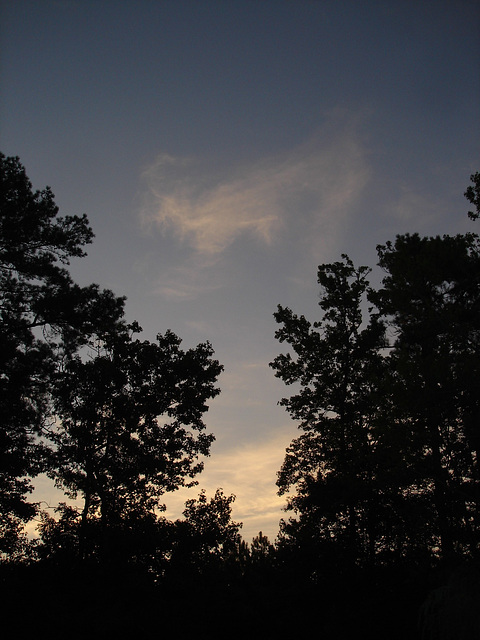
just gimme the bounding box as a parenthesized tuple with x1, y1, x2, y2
(1, 0, 479, 542)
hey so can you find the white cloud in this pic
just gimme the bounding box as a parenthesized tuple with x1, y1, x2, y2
(141, 154, 282, 256)
(140, 112, 371, 269)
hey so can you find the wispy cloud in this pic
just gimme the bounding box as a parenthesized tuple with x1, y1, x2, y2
(141, 154, 282, 256)
(140, 111, 371, 273)
(388, 185, 441, 229)
(150, 256, 224, 300)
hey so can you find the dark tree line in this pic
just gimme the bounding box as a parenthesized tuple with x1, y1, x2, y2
(1, 153, 479, 638)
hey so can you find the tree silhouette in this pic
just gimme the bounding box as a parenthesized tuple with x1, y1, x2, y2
(272, 174, 480, 570)
(1, 153, 224, 566)
(271, 256, 388, 567)
(465, 171, 480, 221)
(373, 231, 480, 561)
(49, 325, 222, 563)
(0, 153, 125, 556)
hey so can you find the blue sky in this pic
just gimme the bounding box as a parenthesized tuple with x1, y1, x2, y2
(1, 0, 479, 541)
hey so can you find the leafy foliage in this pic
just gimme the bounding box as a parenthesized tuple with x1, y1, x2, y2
(465, 171, 480, 221)
(373, 231, 480, 560)
(0, 153, 223, 562)
(272, 176, 480, 568)
(168, 489, 242, 581)
(49, 327, 222, 560)
(271, 256, 389, 565)
(0, 153, 126, 555)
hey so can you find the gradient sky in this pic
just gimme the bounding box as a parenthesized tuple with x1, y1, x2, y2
(1, 0, 479, 542)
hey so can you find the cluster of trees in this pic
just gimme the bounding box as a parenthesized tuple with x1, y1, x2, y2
(0, 152, 228, 566)
(1, 152, 479, 638)
(271, 174, 480, 575)
(268, 173, 480, 639)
